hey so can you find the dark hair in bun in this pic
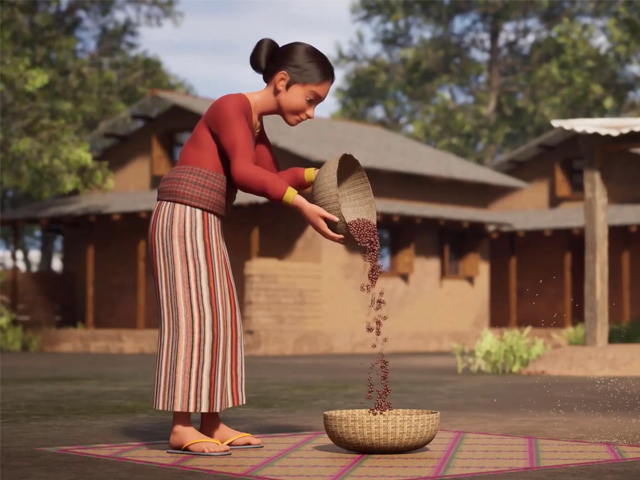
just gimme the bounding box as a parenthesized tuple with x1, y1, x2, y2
(250, 38, 335, 89)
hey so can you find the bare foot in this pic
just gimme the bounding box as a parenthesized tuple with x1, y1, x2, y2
(200, 422, 262, 447)
(169, 425, 230, 453)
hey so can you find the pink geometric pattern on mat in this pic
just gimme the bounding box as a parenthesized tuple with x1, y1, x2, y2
(40, 430, 640, 480)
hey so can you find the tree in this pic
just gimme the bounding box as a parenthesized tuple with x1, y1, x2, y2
(1, 0, 193, 270)
(334, 0, 640, 164)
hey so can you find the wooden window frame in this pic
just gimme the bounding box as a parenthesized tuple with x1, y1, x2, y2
(170, 130, 192, 164)
(554, 156, 584, 200)
(377, 221, 415, 277)
(151, 132, 171, 177)
(440, 228, 480, 280)
(151, 129, 193, 178)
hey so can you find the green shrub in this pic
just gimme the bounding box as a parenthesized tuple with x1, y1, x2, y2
(565, 323, 586, 345)
(609, 318, 640, 344)
(22, 328, 43, 351)
(0, 304, 43, 353)
(557, 319, 640, 345)
(452, 327, 548, 375)
(62, 321, 84, 329)
(0, 305, 22, 352)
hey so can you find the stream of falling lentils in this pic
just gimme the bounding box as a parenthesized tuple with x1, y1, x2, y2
(347, 218, 392, 415)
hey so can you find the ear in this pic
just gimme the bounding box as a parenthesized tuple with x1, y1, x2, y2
(273, 71, 290, 93)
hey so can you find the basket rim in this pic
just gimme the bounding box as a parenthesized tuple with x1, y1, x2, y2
(323, 409, 440, 417)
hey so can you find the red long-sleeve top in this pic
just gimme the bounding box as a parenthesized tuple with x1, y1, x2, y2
(176, 93, 316, 204)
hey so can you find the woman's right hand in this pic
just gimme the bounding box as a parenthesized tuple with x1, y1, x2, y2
(292, 195, 345, 243)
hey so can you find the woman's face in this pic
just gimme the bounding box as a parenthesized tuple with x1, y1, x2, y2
(274, 73, 331, 126)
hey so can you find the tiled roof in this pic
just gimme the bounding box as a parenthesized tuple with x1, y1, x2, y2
(89, 90, 526, 189)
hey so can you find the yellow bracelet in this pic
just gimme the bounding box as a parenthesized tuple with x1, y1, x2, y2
(282, 186, 298, 206)
(304, 168, 317, 184)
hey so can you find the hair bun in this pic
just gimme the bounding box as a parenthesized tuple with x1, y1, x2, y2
(250, 38, 279, 75)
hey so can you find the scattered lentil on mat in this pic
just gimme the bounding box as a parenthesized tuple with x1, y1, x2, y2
(347, 218, 393, 415)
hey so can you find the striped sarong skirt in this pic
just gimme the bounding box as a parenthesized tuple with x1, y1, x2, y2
(149, 201, 245, 412)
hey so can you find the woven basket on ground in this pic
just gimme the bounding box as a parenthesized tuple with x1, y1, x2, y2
(324, 409, 440, 454)
(312, 154, 376, 236)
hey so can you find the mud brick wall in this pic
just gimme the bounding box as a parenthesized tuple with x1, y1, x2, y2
(242, 258, 323, 355)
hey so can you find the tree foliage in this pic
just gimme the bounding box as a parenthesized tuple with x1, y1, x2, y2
(334, 0, 640, 164)
(1, 0, 193, 271)
(0, 0, 193, 205)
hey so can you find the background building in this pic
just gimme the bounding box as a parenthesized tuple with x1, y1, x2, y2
(2, 91, 639, 354)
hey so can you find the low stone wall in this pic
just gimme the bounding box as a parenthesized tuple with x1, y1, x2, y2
(38, 327, 566, 354)
(41, 329, 159, 354)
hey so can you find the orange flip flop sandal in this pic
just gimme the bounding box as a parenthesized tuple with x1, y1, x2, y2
(223, 433, 264, 450)
(167, 438, 232, 456)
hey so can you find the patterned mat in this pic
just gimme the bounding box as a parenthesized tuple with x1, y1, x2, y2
(41, 430, 640, 480)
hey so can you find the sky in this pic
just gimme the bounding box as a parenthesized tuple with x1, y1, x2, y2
(0, 1, 359, 260)
(137, 0, 357, 118)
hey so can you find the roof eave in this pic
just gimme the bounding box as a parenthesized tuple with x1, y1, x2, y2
(493, 128, 575, 172)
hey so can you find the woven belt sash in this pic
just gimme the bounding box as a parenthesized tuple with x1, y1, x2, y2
(157, 166, 237, 217)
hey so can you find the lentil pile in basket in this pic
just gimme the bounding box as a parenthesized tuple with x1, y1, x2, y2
(347, 218, 392, 415)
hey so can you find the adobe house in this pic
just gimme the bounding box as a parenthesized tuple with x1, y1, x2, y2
(488, 122, 640, 335)
(2, 91, 639, 354)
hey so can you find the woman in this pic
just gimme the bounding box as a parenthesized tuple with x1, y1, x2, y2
(150, 38, 343, 456)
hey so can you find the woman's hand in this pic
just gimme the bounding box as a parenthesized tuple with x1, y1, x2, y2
(292, 195, 344, 243)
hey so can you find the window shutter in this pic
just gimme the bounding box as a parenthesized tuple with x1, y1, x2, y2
(151, 134, 172, 176)
(461, 232, 481, 278)
(391, 225, 415, 275)
(439, 229, 448, 278)
(554, 160, 572, 198)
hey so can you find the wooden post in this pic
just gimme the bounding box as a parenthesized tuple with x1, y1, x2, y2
(563, 236, 572, 328)
(508, 233, 518, 328)
(581, 136, 608, 346)
(621, 232, 631, 325)
(11, 222, 20, 310)
(250, 225, 259, 259)
(137, 236, 146, 329)
(85, 217, 96, 329)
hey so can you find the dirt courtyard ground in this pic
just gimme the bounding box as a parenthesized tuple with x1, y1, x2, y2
(522, 344, 640, 376)
(1, 352, 639, 480)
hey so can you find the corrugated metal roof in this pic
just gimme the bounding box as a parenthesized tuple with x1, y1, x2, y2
(550, 118, 640, 136)
(93, 91, 526, 189)
(494, 117, 640, 172)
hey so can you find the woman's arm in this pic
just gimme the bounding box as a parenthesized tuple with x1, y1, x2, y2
(255, 128, 317, 191)
(203, 95, 342, 243)
(203, 95, 299, 205)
